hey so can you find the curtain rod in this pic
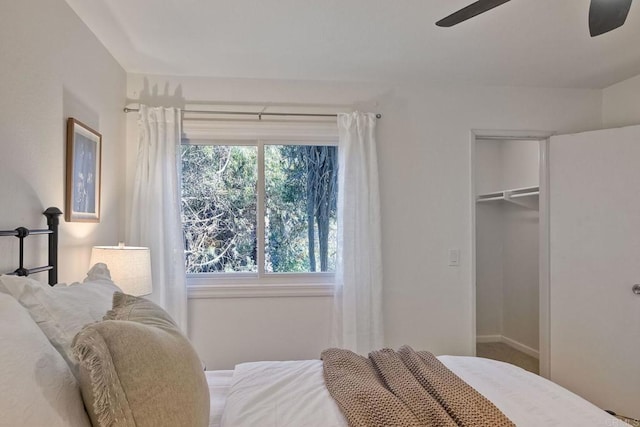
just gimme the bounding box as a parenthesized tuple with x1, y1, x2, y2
(123, 107, 381, 119)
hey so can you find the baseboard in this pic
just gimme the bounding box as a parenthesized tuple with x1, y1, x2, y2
(501, 335, 539, 360)
(476, 335, 502, 343)
(476, 334, 540, 360)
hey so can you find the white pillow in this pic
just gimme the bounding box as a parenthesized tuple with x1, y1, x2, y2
(0, 263, 121, 373)
(0, 292, 91, 427)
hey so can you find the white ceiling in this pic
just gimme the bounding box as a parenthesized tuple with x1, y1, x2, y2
(65, 0, 640, 89)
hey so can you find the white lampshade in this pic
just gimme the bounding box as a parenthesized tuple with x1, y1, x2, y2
(90, 243, 152, 296)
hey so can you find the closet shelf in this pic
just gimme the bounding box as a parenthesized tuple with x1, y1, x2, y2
(477, 186, 539, 209)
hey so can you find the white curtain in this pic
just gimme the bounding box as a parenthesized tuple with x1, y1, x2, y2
(333, 112, 384, 354)
(128, 105, 187, 331)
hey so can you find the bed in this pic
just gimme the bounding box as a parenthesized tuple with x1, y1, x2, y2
(0, 208, 631, 427)
(207, 358, 628, 427)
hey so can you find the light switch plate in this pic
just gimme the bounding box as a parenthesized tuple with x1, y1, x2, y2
(448, 249, 460, 267)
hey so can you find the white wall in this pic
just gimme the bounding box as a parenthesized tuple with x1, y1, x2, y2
(501, 141, 539, 190)
(602, 73, 640, 128)
(475, 140, 539, 352)
(500, 141, 539, 352)
(501, 203, 539, 351)
(476, 140, 503, 195)
(475, 141, 504, 337)
(476, 139, 539, 194)
(190, 296, 334, 369)
(0, 1, 127, 282)
(475, 203, 504, 337)
(127, 73, 602, 369)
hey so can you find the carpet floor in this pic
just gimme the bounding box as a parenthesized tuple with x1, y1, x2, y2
(476, 342, 539, 374)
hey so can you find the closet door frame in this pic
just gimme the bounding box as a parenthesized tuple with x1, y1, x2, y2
(469, 129, 554, 379)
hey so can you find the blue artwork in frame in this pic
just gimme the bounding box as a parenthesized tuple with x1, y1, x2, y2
(66, 118, 101, 222)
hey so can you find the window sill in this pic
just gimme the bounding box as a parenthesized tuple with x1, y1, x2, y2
(187, 283, 335, 299)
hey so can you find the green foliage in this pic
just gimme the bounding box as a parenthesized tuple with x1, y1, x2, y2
(181, 143, 337, 274)
(181, 145, 257, 273)
(265, 145, 337, 272)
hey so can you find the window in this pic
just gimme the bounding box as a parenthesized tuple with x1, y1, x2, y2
(180, 141, 338, 283)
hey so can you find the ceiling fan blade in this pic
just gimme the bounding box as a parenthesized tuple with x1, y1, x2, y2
(436, 0, 511, 27)
(589, 0, 632, 36)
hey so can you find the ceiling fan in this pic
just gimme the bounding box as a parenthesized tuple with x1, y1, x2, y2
(436, 0, 633, 37)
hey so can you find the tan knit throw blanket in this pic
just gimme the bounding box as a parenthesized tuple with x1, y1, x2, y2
(321, 346, 515, 427)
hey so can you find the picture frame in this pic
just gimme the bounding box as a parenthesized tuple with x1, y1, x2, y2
(65, 118, 102, 222)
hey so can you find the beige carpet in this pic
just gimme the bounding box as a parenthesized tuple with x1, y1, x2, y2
(476, 342, 539, 375)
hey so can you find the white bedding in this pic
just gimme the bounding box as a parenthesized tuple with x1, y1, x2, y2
(207, 370, 234, 427)
(213, 356, 624, 427)
(0, 293, 91, 427)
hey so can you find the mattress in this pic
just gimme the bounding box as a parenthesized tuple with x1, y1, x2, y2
(208, 356, 622, 427)
(206, 370, 234, 427)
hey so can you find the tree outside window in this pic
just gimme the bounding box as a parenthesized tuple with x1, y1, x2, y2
(181, 143, 337, 275)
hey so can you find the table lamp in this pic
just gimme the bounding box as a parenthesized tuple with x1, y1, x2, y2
(90, 243, 152, 296)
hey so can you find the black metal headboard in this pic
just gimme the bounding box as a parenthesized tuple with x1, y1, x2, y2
(0, 207, 62, 286)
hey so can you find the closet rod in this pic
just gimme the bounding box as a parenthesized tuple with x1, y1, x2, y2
(123, 107, 382, 119)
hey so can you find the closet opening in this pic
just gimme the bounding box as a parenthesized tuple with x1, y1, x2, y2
(470, 130, 552, 378)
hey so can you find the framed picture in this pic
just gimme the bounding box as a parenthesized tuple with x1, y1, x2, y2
(65, 118, 101, 222)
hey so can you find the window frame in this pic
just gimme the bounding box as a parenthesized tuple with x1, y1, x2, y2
(181, 121, 339, 298)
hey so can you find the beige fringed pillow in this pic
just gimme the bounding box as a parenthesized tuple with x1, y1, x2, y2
(72, 292, 209, 427)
